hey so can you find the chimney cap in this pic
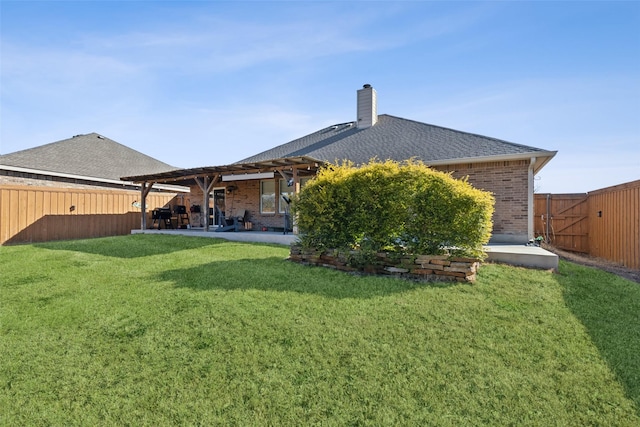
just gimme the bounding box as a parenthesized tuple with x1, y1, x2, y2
(362, 84, 372, 89)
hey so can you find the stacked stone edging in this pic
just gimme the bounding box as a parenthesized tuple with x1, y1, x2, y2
(289, 245, 480, 282)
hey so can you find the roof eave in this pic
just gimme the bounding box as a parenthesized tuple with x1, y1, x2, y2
(424, 151, 557, 174)
(1, 164, 188, 192)
(121, 156, 327, 184)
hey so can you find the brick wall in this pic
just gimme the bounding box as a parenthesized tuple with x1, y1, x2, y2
(433, 160, 530, 243)
(187, 160, 531, 242)
(189, 180, 290, 230)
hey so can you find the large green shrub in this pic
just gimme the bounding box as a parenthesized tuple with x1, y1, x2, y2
(293, 159, 494, 258)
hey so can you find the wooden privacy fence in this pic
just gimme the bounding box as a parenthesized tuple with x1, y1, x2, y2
(0, 185, 176, 245)
(535, 180, 640, 270)
(534, 193, 589, 253)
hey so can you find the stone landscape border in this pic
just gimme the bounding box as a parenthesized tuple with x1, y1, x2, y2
(289, 245, 481, 282)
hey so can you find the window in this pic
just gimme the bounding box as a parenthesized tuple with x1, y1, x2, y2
(260, 180, 276, 214)
(279, 179, 294, 213)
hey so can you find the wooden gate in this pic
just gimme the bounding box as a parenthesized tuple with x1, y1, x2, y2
(535, 180, 639, 269)
(534, 194, 589, 253)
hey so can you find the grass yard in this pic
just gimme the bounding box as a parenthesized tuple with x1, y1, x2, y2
(1, 234, 638, 426)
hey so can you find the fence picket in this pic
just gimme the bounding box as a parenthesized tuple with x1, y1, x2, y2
(0, 185, 177, 245)
(535, 180, 640, 269)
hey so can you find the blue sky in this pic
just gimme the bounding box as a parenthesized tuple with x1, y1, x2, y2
(1, 0, 638, 193)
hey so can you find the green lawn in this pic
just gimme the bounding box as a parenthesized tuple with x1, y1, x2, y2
(1, 234, 638, 426)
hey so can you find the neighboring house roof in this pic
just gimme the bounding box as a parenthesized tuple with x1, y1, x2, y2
(238, 114, 556, 174)
(0, 133, 177, 182)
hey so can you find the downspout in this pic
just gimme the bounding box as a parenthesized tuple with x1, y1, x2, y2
(528, 157, 537, 241)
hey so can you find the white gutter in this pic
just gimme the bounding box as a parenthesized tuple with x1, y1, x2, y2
(528, 157, 537, 241)
(0, 164, 188, 192)
(425, 150, 557, 174)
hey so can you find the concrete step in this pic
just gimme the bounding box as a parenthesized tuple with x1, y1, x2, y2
(484, 244, 559, 270)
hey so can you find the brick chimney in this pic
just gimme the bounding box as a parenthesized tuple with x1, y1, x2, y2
(357, 84, 378, 129)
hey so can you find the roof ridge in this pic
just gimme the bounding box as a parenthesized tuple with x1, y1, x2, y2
(379, 114, 544, 152)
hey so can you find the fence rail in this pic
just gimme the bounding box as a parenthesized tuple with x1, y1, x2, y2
(534, 193, 589, 253)
(535, 180, 640, 270)
(0, 185, 176, 245)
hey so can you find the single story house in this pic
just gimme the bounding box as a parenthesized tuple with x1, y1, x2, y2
(123, 85, 557, 243)
(0, 132, 180, 191)
(0, 133, 185, 244)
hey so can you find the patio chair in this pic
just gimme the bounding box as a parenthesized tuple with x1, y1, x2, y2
(215, 207, 247, 232)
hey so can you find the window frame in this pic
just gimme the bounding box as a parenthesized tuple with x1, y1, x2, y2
(278, 179, 295, 213)
(260, 180, 276, 214)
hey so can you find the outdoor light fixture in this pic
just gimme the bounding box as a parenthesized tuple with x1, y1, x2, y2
(222, 172, 274, 181)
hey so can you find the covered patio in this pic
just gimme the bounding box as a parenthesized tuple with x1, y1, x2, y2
(123, 156, 558, 271)
(121, 156, 324, 233)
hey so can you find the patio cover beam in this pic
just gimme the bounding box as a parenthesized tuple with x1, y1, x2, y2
(120, 156, 325, 186)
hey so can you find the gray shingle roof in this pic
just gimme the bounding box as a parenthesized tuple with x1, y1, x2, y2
(0, 133, 177, 181)
(238, 114, 554, 166)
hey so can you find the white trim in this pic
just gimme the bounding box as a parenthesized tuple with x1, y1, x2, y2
(528, 157, 537, 240)
(424, 151, 557, 174)
(222, 172, 275, 181)
(152, 184, 189, 192)
(0, 164, 188, 192)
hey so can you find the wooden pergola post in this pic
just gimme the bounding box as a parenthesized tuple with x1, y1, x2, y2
(203, 176, 210, 231)
(292, 168, 300, 234)
(140, 181, 154, 230)
(195, 175, 219, 231)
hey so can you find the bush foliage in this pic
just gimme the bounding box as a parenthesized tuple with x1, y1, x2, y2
(292, 159, 494, 258)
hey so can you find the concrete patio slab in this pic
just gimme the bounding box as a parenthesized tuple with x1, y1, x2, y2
(131, 228, 299, 245)
(484, 244, 559, 270)
(131, 229, 558, 270)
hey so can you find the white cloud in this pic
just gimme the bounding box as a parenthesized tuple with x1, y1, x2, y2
(2, 1, 636, 196)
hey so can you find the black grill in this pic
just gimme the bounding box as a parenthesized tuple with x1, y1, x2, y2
(152, 208, 172, 220)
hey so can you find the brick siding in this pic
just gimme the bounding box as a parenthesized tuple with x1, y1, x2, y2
(190, 180, 292, 231)
(433, 160, 529, 242)
(189, 159, 531, 241)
